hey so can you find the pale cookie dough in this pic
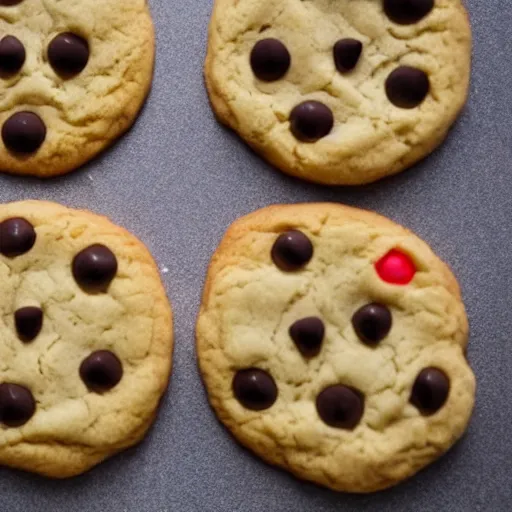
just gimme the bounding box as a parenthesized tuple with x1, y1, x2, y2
(0, 0, 154, 177)
(205, 0, 471, 185)
(0, 201, 173, 478)
(196, 203, 475, 492)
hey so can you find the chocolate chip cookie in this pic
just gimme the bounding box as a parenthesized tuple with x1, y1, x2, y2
(0, 0, 154, 177)
(205, 0, 471, 185)
(196, 203, 475, 492)
(0, 201, 173, 477)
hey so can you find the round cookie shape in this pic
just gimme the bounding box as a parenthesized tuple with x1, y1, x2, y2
(197, 203, 475, 492)
(205, 0, 471, 184)
(0, 1, 155, 177)
(0, 201, 173, 477)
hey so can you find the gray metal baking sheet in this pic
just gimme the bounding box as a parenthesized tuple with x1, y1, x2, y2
(0, 0, 510, 510)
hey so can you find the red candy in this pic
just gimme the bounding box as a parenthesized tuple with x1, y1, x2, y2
(375, 249, 416, 285)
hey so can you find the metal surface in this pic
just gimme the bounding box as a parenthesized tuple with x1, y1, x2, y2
(0, 1, 509, 510)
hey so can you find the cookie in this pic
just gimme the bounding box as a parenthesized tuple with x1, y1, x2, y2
(0, 1, 154, 177)
(196, 203, 475, 492)
(0, 201, 173, 477)
(205, 0, 471, 185)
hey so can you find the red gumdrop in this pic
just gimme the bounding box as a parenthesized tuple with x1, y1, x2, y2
(375, 249, 416, 285)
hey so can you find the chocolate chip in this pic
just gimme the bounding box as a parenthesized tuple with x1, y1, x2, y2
(72, 244, 117, 291)
(15, 306, 43, 342)
(410, 367, 450, 415)
(2, 112, 46, 154)
(80, 351, 123, 393)
(316, 385, 364, 429)
(250, 38, 291, 82)
(233, 369, 277, 411)
(333, 38, 362, 73)
(48, 32, 89, 77)
(0, 35, 25, 74)
(385, 66, 429, 108)
(352, 303, 392, 345)
(0, 383, 35, 427)
(290, 101, 334, 142)
(0, 1, 24, 5)
(384, 0, 434, 25)
(0, 217, 36, 257)
(271, 230, 313, 271)
(289, 317, 325, 358)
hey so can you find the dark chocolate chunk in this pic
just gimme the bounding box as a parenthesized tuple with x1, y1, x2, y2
(316, 385, 364, 429)
(15, 306, 43, 342)
(0, 1, 24, 5)
(333, 38, 362, 73)
(48, 32, 89, 77)
(2, 112, 46, 154)
(410, 367, 450, 414)
(290, 101, 334, 142)
(0, 217, 36, 257)
(289, 317, 325, 357)
(271, 230, 313, 271)
(384, 0, 434, 25)
(0, 35, 25, 74)
(233, 369, 277, 411)
(352, 303, 392, 345)
(0, 383, 35, 427)
(250, 38, 291, 82)
(80, 351, 123, 393)
(72, 244, 117, 291)
(385, 66, 429, 108)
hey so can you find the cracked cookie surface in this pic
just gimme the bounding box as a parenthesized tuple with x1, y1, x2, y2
(0, 201, 173, 477)
(205, 0, 471, 185)
(196, 203, 475, 492)
(0, 0, 154, 177)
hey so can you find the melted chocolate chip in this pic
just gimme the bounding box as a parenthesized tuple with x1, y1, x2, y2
(410, 367, 450, 415)
(316, 385, 364, 429)
(289, 317, 325, 358)
(352, 303, 392, 345)
(333, 38, 362, 73)
(0, 1, 24, 5)
(15, 306, 43, 342)
(384, 0, 434, 25)
(250, 38, 291, 82)
(48, 32, 89, 77)
(290, 101, 334, 142)
(2, 112, 46, 154)
(271, 230, 313, 271)
(233, 369, 277, 411)
(0, 35, 25, 74)
(72, 244, 117, 291)
(0, 383, 35, 427)
(386, 66, 429, 108)
(80, 351, 123, 393)
(0, 217, 36, 257)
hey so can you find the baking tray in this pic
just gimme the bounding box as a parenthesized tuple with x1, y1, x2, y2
(0, 0, 510, 510)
